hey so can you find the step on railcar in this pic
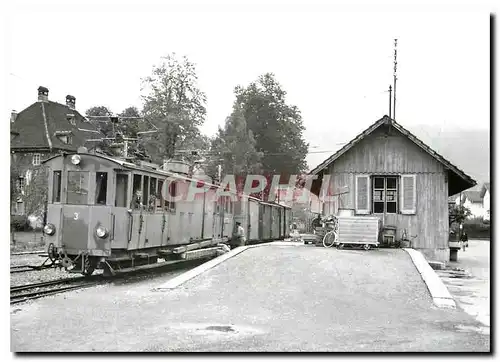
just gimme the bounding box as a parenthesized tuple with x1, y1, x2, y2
(42, 148, 291, 276)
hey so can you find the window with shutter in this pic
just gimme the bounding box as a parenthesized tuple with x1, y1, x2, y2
(400, 174, 417, 214)
(355, 175, 370, 214)
(372, 176, 398, 214)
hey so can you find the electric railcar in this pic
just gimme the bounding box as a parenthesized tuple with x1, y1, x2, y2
(42, 148, 291, 276)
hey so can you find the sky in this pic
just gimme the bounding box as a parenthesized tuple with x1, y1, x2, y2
(2, 1, 493, 172)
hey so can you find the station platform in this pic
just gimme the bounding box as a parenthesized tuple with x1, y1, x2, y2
(11, 242, 489, 352)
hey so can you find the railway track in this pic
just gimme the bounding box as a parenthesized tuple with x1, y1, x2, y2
(10, 260, 197, 304)
(10, 264, 53, 274)
(10, 277, 102, 305)
(11, 250, 46, 256)
(10, 258, 209, 305)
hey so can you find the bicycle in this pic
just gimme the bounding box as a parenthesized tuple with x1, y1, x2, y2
(322, 216, 339, 248)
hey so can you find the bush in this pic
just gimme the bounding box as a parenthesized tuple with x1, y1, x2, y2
(463, 217, 490, 239)
(11, 215, 29, 231)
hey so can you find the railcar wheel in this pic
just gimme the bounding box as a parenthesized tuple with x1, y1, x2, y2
(363, 244, 371, 251)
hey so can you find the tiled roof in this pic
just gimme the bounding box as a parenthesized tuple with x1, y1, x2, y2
(10, 100, 102, 151)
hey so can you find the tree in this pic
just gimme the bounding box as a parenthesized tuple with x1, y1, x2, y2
(207, 105, 263, 189)
(10, 157, 48, 220)
(85, 106, 114, 137)
(234, 73, 309, 180)
(115, 107, 151, 161)
(449, 203, 472, 227)
(141, 53, 207, 164)
(118, 106, 142, 138)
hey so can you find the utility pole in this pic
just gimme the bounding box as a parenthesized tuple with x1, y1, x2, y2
(393, 38, 398, 120)
(389, 85, 392, 118)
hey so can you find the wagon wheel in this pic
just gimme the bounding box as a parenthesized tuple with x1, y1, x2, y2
(363, 244, 371, 251)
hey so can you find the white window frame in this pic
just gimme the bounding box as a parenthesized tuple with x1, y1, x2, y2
(32, 153, 41, 166)
(372, 176, 398, 214)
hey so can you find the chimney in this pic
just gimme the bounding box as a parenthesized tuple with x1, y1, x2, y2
(66, 95, 76, 110)
(38, 86, 49, 102)
(10, 110, 17, 123)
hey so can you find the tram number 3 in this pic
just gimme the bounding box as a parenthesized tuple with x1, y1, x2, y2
(74, 213, 79, 220)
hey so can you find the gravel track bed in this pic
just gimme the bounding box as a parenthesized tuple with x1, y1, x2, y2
(10, 253, 48, 267)
(10, 253, 78, 288)
(10, 266, 95, 288)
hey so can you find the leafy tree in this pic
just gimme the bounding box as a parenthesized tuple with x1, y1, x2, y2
(141, 53, 207, 164)
(118, 106, 142, 138)
(449, 196, 472, 241)
(208, 105, 263, 177)
(85, 105, 153, 161)
(234, 73, 309, 181)
(85, 106, 114, 137)
(10, 158, 48, 221)
(11, 162, 20, 201)
(449, 203, 472, 227)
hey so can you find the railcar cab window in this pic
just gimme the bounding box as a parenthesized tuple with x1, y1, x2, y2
(372, 176, 398, 213)
(115, 174, 128, 207)
(52, 171, 62, 203)
(156, 179, 164, 210)
(95, 172, 108, 205)
(143, 175, 150, 210)
(148, 177, 157, 211)
(165, 180, 177, 211)
(132, 174, 142, 209)
(67, 171, 89, 204)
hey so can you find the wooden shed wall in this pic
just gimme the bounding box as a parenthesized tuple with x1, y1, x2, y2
(322, 126, 450, 261)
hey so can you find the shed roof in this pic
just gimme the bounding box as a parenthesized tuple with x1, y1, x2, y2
(10, 100, 102, 152)
(308, 115, 476, 196)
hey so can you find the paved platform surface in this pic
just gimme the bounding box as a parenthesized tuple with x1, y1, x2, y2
(436, 239, 490, 328)
(11, 245, 490, 352)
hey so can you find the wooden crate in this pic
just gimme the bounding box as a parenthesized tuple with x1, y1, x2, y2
(337, 216, 380, 245)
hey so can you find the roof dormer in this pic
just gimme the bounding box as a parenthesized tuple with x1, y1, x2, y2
(54, 130, 73, 145)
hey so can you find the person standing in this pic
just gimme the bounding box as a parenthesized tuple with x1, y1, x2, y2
(231, 222, 246, 249)
(236, 222, 246, 246)
(461, 231, 469, 251)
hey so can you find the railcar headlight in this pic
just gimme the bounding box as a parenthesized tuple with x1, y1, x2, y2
(96, 226, 109, 238)
(71, 154, 81, 165)
(44, 223, 56, 235)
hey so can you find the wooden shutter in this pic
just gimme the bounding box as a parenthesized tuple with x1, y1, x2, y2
(400, 174, 417, 215)
(355, 175, 370, 215)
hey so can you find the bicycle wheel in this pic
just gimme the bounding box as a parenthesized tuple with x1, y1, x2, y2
(323, 231, 337, 248)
